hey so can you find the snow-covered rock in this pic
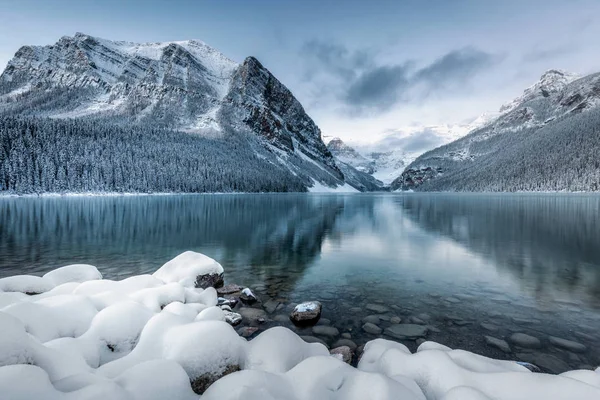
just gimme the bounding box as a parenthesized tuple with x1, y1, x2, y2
(290, 301, 322, 326)
(43, 265, 102, 286)
(153, 251, 224, 288)
(1, 251, 600, 399)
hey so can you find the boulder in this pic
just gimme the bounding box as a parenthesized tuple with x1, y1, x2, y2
(365, 304, 390, 313)
(263, 299, 281, 314)
(384, 324, 428, 340)
(240, 288, 258, 304)
(237, 326, 260, 338)
(330, 346, 353, 364)
(217, 284, 243, 295)
(362, 322, 382, 335)
(484, 336, 511, 353)
(362, 315, 381, 325)
(238, 307, 268, 325)
(153, 251, 224, 289)
(223, 310, 242, 326)
(509, 333, 541, 349)
(290, 301, 322, 326)
(332, 339, 357, 351)
(312, 325, 340, 338)
(549, 336, 586, 353)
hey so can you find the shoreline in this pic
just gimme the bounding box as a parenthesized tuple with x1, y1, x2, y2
(0, 251, 598, 399)
(2, 190, 600, 198)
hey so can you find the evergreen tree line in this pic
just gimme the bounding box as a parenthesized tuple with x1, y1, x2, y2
(0, 116, 307, 194)
(409, 106, 600, 192)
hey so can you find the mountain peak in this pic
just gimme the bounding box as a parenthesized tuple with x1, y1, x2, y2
(500, 68, 580, 113)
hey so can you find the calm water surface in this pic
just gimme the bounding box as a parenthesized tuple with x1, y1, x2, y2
(1, 193, 599, 372)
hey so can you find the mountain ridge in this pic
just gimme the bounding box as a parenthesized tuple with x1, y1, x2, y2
(392, 69, 600, 192)
(0, 33, 353, 193)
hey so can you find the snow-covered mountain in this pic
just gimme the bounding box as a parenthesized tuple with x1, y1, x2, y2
(0, 33, 351, 192)
(392, 69, 600, 192)
(326, 137, 411, 186)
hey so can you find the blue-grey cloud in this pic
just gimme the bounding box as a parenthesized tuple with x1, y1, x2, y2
(376, 129, 447, 154)
(301, 40, 375, 81)
(302, 40, 499, 115)
(345, 65, 410, 111)
(415, 47, 496, 87)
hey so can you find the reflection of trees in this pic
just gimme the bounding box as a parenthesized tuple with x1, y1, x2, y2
(396, 194, 600, 306)
(0, 195, 363, 284)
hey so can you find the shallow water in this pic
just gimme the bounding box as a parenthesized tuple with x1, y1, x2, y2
(1, 193, 599, 372)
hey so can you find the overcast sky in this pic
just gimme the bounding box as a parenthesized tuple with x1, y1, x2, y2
(1, 0, 599, 151)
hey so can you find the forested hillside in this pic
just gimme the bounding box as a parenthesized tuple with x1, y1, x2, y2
(0, 117, 307, 193)
(392, 70, 600, 192)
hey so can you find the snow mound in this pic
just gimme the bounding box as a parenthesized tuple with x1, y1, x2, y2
(43, 264, 102, 286)
(1, 251, 599, 399)
(153, 251, 224, 286)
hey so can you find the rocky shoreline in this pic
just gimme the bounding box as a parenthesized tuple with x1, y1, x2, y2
(0, 251, 599, 400)
(210, 270, 593, 375)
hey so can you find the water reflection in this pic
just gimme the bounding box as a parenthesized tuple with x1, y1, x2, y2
(396, 194, 600, 307)
(1, 193, 599, 371)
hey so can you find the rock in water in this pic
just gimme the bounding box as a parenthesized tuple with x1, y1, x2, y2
(217, 284, 244, 295)
(362, 322, 382, 335)
(312, 325, 340, 338)
(240, 288, 258, 304)
(484, 336, 511, 353)
(153, 251, 224, 289)
(548, 336, 586, 353)
(330, 346, 353, 364)
(366, 304, 390, 313)
(290, 301, 322, 326)
(509, 333, 541, 349)
(223, 311, 242, 326)
(237, 326, 259, 338)
(384, 324, 429, 340)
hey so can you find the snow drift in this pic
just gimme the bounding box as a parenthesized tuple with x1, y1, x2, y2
(0, 251, 598, 399)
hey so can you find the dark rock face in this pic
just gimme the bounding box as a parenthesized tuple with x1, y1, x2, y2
(290, 301, 322, 326)
(391, 167, 443, 191)
(190, 364, 240, 394)
(221, 57, 344, 184)
(195, 273, 224, 289)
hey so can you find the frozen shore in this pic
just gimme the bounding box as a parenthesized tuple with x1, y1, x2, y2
(0, 251, 598, 400)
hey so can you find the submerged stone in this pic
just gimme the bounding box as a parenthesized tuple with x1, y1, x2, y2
(509, 333, 541, 349)
(384, 324, 428, 340)
(485, 336, 511, 353)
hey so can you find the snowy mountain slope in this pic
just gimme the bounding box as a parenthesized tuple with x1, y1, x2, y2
(326, 137, 405, 187)
(0, 33, 349, 192)
(391, 69, 600, 192)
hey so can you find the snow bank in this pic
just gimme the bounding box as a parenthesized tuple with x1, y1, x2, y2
(153, 251, 224, 287)
(1, 251, 599, 399)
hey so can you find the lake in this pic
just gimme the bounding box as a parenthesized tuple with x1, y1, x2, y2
(1, 193, 599, 372)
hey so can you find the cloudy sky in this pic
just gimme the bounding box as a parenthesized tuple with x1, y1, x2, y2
(1, 0, 600, 153)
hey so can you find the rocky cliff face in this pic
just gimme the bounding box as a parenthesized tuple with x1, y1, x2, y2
(220, 57, 342, 180)
(0, 33, 347, 190)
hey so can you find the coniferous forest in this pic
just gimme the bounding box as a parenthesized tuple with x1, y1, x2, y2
(0, 117, 307, 194)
